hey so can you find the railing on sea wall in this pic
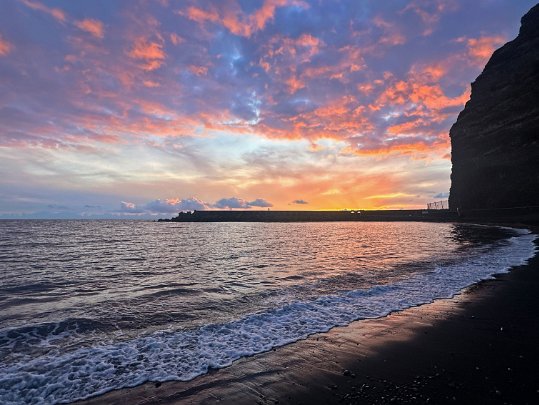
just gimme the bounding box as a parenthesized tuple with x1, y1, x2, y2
(427, 200, 449, 210)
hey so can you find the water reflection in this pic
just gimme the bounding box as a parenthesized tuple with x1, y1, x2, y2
(0, 220, 513, 361)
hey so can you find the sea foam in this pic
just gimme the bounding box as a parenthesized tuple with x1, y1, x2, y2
(0, 230, 535, 404)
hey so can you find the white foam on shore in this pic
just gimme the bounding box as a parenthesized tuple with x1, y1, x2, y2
(0, 230, 535, 405)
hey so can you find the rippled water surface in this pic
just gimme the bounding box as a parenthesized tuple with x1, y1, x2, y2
(0, 220, 535, 404)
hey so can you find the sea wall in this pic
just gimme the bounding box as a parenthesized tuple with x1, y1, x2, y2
(449, 4, 539, 211)
(165, 210, 457, 222)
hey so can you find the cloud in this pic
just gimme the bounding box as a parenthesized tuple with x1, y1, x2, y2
(248, 198, 273, 207)
(373, 16, 406, 46)
(182, 6, 220, 25)
(74, 19, 105, 39)
(0, 35, 12, 56)
(457, 35, 506, 66)
(1, 0, 505, 159)
(120, 201, 144, 213)
(143, 80, 160, 88)
(402, 0, 458, 36)
(20, 0, 67, 22)
(145, 197, 211, 212)
(128, 37, 166, 70)
(433, 192, 449, 199)
(292, 199, 309, 204)
(213, 197, 273, 209)
(47, 204, 68, 210)
(119, 196, 271, 214)
(213, 197, 251, 209)
(169, 33, 184, 46)
(181, 0, 292, 38)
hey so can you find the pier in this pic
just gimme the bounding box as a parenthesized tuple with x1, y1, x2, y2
(160, 209, 458, 223)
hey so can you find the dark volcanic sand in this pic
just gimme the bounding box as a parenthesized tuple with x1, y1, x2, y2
(80, 230, 539, 405)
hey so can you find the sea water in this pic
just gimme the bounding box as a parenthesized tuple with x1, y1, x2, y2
(0, 220, 535, 404)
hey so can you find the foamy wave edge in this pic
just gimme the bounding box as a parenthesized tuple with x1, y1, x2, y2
(0, 228, 536, 405)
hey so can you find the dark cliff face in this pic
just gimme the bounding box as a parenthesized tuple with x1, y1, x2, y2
(449, 4, 539, 211)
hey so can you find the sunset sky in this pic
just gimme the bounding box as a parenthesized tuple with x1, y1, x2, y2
(0, 0, 535, 218)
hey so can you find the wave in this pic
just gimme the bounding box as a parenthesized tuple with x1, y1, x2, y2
(0, 230, 535, 404)
(0, 318, 113, 358)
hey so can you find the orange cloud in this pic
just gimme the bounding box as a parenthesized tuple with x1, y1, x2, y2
(411, 62, 447, 81)
(129, 39, 165, 60)
(373, 17, 406, 46)
(74, 19, 105, 39)
(269, 96, 374, 141)
(387, 119, 428, 135)
(266, 34, 322, 61)
(409, 83, 470, 110)
(128, 38, 166, 71)
(188, 65, 209, 76)
(0, 35, 13, 56)
(20, 0, 66, 22)
(402, 0, 458, 36)
(461, 35, 506, 66)
(376, 65, 470, 112)
(221, 9, 249, 37)
(220, 1, 289, 37)
(365, 192, 415, 200)
(259, 33, 323, 88)
(300, 46, 364, 84)
(182, 6, 220, 24)
(296, 33, 320, 49)
(259, 59, 271, 72)
(345, 135, 450, 157)
(169, 33, 184, 46)
(182, 0, 291, 38)
(357, 83, 374, 94)
(251, 0, 288, 32)
(284, 75, 305, 93)
(143, 80, 160, 88)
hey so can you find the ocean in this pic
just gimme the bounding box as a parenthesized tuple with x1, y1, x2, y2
(0, 220, 536, 404)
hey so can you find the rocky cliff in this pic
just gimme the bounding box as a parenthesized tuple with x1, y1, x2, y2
(449, 4, 539, 211)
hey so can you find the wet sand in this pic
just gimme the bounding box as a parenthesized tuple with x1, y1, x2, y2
(80, 231, 539, 405)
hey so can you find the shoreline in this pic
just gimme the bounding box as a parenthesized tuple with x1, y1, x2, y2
(79, 227, 539, 405)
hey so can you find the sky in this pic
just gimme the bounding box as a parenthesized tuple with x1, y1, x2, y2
(0, 0, 536, 218)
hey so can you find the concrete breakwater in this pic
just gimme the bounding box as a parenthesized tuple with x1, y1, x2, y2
(160, 210, 457, 222)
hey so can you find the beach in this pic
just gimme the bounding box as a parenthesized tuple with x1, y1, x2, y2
(78, 228, 539, 404)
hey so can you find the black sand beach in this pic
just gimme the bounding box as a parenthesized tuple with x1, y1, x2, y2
(79, 227, 539, 405)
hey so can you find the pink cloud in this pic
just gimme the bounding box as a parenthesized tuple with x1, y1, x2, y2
(181, 0, 293, 38)
(373, 17, 406, 46)
(182, 6, 220, 24)
(20, 0, 66, 22)
(459, 35, 507, 66)
(402, 0, 459, 36)
(252, 0, 288, 30)
(188, 65, 209, 76)
(169, 33, 184, 46)
(145, 197, 211, 213)
(143, 80, 160, 88)
(74, 19, 105, 39)
(0, 35, 13, 56)
(128, 38, 166, 71)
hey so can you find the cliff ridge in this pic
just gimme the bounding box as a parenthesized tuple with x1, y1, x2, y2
(449, 4, 539, 211)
